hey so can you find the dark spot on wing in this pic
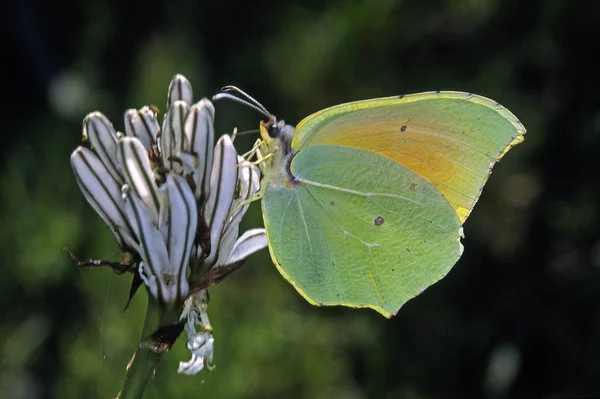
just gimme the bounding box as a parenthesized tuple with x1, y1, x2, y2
(329, 201, 335, 206)
(400, 125, 407, 132)
(398, 94, 405, 99)
(409, 182, 417, 191)
(374, 216, 384, 226)
(435, 90, 441, 94)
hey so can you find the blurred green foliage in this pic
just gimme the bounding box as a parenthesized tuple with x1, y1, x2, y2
(3, 0, 600, 398)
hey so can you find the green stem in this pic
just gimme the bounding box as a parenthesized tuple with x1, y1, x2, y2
(119, 295, 165, 399)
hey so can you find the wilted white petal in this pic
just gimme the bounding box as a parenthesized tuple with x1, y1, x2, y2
(178, 353, 206, 375)
(124, 106, 160, 151)
(221, 228, 267, 266)
(168, 74, 193, 107)
(179, 331, 214, 375)
(117, 137, 160, 223)
(71, 147, 138, 252)
(203, 135, 238, 266)
(161, 101, 189, 173)
(123, 186, 183, 307)
(179, 295, 214, 375)
(184, 99, 215, 201)
(165, 173, 196, 299)
(83, 112, 123, 184)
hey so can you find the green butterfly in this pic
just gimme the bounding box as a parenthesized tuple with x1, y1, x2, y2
(216, 89, 525, 317)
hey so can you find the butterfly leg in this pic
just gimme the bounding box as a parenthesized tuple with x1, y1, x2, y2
(243, 152, 273, 166)
(240, 138, 264, 161)
(226, 192, 263, 219)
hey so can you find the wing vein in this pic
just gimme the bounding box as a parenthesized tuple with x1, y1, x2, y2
(300, 179, 422, 205)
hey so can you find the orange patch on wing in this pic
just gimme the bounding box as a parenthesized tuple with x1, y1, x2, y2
(292, 93, 525, 225)
(311, 120, 481, 223)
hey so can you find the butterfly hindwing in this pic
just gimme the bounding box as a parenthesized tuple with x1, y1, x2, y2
(262, 144, 463, 316)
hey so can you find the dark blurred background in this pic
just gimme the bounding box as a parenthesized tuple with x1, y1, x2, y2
(3, 0, 600, 398)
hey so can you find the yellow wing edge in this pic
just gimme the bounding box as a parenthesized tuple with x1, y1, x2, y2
(294, 91, 526, 150)
(454, 93, 526, 222)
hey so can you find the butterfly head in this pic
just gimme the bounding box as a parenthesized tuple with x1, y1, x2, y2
(212, 85, 295, 158)
(260, 115, 295, 155)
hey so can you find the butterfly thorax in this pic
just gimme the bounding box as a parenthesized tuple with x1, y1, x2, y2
(258, 116, 299, 191)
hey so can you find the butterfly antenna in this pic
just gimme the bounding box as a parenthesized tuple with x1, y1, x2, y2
(222, 85, 271, 116)
(212, 93, 271, 118)
(212, 85, 271, 118)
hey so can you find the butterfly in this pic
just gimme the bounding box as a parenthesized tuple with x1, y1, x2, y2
(215, 88, 525, 317)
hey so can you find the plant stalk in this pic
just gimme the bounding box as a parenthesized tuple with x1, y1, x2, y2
(118, 295, 164, 399)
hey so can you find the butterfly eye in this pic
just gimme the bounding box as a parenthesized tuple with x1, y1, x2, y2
(266, 119, 288, 139)
(267, 123, 279, 138)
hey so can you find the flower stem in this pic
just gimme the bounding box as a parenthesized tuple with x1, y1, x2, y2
(119, 295, 164, 399)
